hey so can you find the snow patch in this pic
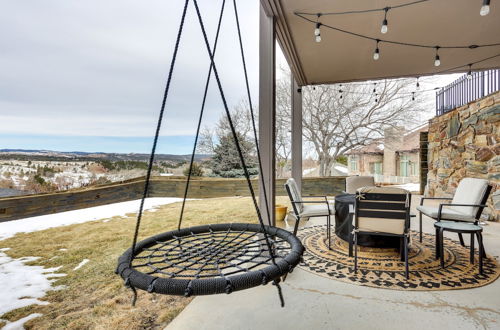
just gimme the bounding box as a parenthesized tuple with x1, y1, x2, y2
(1, 313, 43, 330)
(391, 183, 420, 192)
(0, 197, 183, 241)
(73, 259, 89, 271)
(0, 251, 66, 316)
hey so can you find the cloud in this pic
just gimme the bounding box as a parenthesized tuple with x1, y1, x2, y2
(0, 0, 261, 137)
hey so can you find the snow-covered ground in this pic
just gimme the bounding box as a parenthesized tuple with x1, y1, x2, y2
(0, 197, 183, 327)
(0, 197, 183, 241)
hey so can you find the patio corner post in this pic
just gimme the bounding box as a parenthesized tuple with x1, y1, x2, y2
(259, 2, 276, 226)
(291, 77, 302, 192)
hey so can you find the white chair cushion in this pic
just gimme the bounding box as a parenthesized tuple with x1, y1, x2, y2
(286, 178, 303, 212)
(357, 217, 405, 235)
(346, 176, 375, 194)
(416, 205, 476, 222)
(300, 204, 334, 217)
(451, 178, 489, 217)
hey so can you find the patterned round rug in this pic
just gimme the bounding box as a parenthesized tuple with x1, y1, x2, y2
(297, 225, 500, 290)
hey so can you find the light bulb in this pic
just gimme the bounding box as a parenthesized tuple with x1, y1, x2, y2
(434, 55, 441, 67)
(480, 4, 490, 16)
(381, 19, 388, 34)
(314, 27, 320, 36)
(315, 35, 322, 43)
(467, 72, 473, 80)
(373, 49, 380, 60)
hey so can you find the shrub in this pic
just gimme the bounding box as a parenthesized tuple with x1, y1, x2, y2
(183, 162, 204, 177)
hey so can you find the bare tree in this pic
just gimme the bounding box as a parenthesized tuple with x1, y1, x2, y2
(197, 100, 255, 154)
(277, 69, 427, 177)
(275, 71, 292, 178)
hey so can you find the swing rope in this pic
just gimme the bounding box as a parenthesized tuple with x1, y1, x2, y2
(177, 0, 226, 231)
(118, 0, 302, 307)
(129, 0, 190, 267)
(191, 0, 284, 305)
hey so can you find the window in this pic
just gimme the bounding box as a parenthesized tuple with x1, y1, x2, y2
(349, 156, 358, 171)
(400, 154, 410, 177)
(373, 162, 383, 174)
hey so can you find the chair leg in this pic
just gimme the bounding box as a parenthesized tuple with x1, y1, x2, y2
(470, 233, 475, 264)
(458, 233, 465, 247)
(435, 226, 440, 260)
(476, 232, 484, 275)
(419, 212, 422, 243)
(327, 215, 331, 250)
(404, 235, 409, 280)
(400, 237, 404, 262)
(479, 232, 487, 258)
(354, 232, 358, 274)
(440, 228, 445, 268)
(292, 216, 301, 236)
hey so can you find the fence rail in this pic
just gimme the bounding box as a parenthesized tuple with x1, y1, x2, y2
(0, 176, 346, 222)
(436, 69, 500, 116)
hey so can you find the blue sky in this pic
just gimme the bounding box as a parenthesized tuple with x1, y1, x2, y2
(0, 134, 197, 154)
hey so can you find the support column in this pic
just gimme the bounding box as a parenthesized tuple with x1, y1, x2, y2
(291, 77, 302, 192)
(259, 4, 276, 226)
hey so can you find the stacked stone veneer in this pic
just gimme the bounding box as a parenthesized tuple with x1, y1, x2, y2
(427, 91, 500, 221)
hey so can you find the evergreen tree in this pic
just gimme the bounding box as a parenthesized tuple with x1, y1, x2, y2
(210, 132, 258, 178)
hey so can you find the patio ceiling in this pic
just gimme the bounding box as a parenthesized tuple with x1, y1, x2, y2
(262, 0, 500, 86)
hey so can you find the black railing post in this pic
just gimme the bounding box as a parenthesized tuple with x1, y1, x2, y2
(435, 69, 500, 116)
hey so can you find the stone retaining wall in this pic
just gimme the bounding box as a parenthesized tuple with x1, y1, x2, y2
(427, 91, 500, 221)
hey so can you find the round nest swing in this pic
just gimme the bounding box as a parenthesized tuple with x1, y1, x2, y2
(117, 223, 303, 296)
(116, 0, 304, 306)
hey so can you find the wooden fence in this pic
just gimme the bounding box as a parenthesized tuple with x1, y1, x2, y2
(0, 176, 346, 222)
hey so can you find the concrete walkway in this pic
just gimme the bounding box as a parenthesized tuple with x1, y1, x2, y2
(167, 196, 500, 330)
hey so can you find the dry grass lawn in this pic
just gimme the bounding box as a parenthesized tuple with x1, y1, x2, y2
(0, 196, 290, 329)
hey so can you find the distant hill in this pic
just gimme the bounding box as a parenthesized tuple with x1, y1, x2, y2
(0, 149, 211, 162)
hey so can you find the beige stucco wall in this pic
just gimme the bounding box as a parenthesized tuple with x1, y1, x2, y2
(427, 91, 500, 221)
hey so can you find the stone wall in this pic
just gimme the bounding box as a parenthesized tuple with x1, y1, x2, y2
(427, 91, 500, 221)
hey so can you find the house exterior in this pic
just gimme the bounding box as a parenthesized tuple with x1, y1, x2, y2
(347, 125, 428, 184)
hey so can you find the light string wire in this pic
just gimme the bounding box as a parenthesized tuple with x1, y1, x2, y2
(294, 12, 500, 49)
(295, 0, 429, 16)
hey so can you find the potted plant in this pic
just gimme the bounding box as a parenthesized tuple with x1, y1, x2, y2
(275, 204, 288, 221)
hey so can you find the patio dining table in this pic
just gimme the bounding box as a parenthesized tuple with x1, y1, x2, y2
(334, 194, 400, 248)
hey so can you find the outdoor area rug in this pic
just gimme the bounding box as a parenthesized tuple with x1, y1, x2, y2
(296, 225, 500, 290)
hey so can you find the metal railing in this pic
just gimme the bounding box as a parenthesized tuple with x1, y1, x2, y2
(435, 69, 500, 116)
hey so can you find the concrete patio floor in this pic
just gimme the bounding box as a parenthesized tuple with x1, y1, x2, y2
(167, 196, 500, 330)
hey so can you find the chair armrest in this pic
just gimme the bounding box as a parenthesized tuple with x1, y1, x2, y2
(303, 195, 328, 200)
(292, 199, 331, 214)
(437, 203, 487, 220)
(420, 197, 452, 206)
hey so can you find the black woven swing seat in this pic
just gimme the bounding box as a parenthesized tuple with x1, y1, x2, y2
(117, 223, 304, 296)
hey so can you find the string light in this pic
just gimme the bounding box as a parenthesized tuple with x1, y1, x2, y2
(467, 64, 473, 79)
(434, 46, 441, 66)
(314, 15, 322, 43)
(480, 0, 491, 16)
(411, 92, 415, 101)
(416, 77, 420, 89)
(381, 8, 389, 34)
(373, 40, 380, 60)
(373, 83, 377, 93)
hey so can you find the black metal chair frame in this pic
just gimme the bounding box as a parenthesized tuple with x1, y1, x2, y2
(351, 191, 412, 279)
(285, 184, 333, 249)
(418, 185, 493, 245)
